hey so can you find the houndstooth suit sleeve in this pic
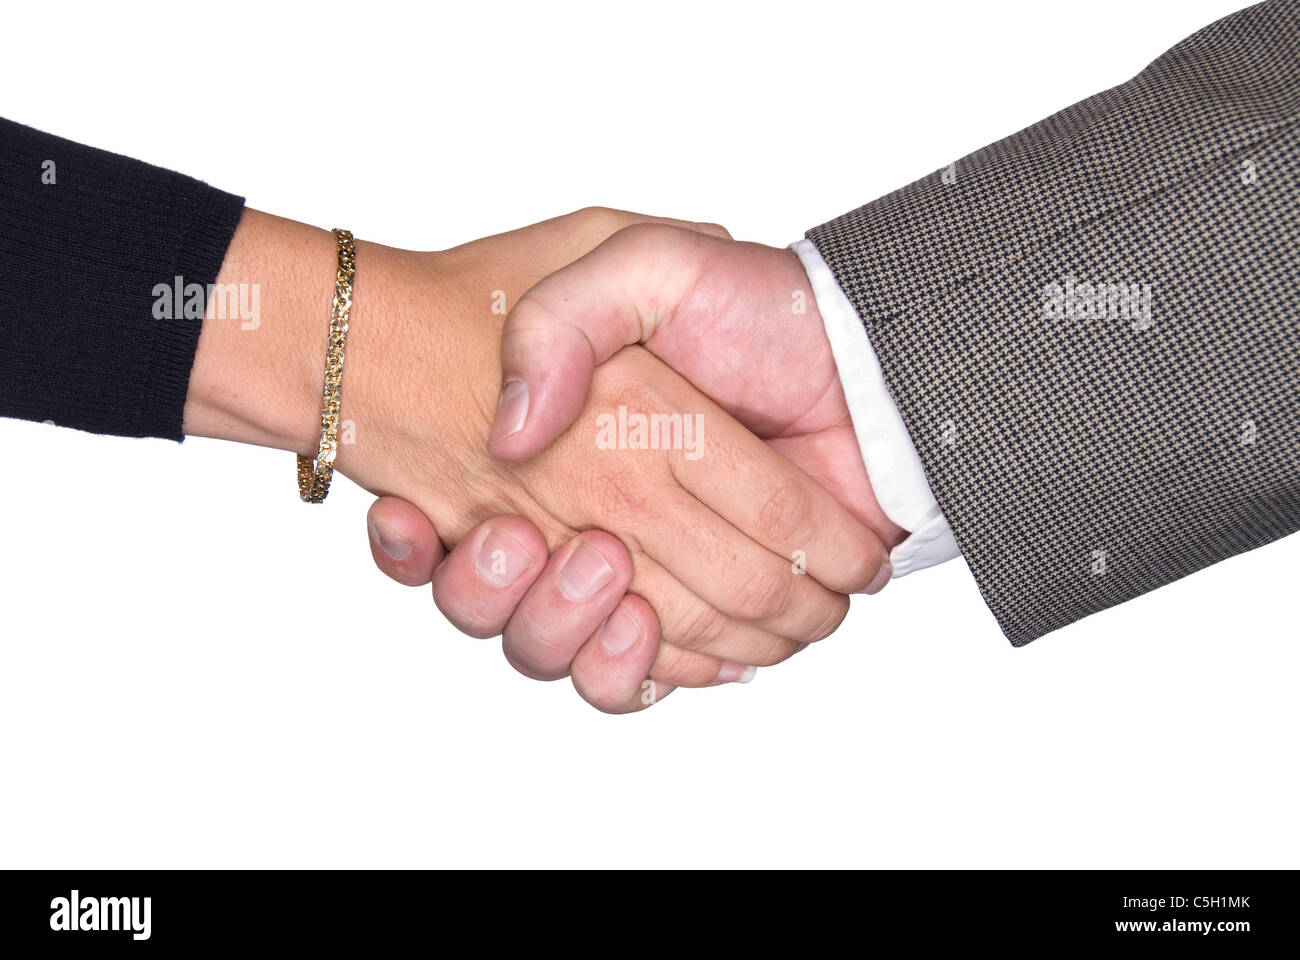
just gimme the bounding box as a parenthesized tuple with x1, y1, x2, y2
(807, 0, 1300, 644)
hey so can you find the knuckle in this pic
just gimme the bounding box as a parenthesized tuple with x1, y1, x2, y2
(570, 206, 632, 241)
(755, 481, 815, 549)
(732, 565, 795, 623)
(570, 204, 616, 224)
(651, 643, 701, 686)
(841, 539, 885, 593)
(601, 373, 673, 419)
(609, 220, 674, 252)
(759, 634, 800, 666)
(805, 593, 850, 644)
(753, 636, 801, 667)
(667, 601, 729, 651)
(585, 468, 649, 531)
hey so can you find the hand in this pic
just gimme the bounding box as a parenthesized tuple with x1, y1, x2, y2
(186, 209, 890, 712)
(488, 223, 909, 552)
(370, 220, 909, 710)
(343, 234, 888, 673)
(363, 208, 760, 711)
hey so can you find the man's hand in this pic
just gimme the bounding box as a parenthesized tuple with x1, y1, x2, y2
(487, 224, 908, 554)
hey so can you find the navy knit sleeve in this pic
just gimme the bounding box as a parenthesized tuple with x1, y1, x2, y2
(0, 118, 245, 441)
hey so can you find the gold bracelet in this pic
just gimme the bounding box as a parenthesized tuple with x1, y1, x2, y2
(297, 228, 356, 503)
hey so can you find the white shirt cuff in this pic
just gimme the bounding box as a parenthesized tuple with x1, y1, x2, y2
(790, 238, 961, 577)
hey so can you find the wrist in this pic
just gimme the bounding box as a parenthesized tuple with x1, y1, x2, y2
(788, 239, 912, 550)
(182, 209, 336, 456)
(183, 207, 495, 531)
(329, 242, 505, 532)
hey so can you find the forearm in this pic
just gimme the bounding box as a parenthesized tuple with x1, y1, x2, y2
(807, 0, 1300, 643)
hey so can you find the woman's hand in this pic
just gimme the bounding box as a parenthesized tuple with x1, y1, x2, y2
(362, 208, 741, 712)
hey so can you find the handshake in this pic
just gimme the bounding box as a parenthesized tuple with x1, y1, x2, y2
(7, 1, 1293, 723)
(188, 207, 909, 714)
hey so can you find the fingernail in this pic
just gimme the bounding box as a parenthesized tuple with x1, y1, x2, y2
(599, 606, 641, 656)
(368, 517, 413, 561)
(713, 662, 757, 685)
(489, 378, 529, 446)
(558, 542, 615, 600)
(863, 560, 892, 595)
(476, 528, 534, 587)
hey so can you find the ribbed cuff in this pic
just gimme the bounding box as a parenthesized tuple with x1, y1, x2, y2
(139, 183, 246, 441)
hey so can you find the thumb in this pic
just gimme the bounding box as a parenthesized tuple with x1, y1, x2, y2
(486, 223, 720, 461)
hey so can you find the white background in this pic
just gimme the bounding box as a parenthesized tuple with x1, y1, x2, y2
(1, 0, 1294, 869)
